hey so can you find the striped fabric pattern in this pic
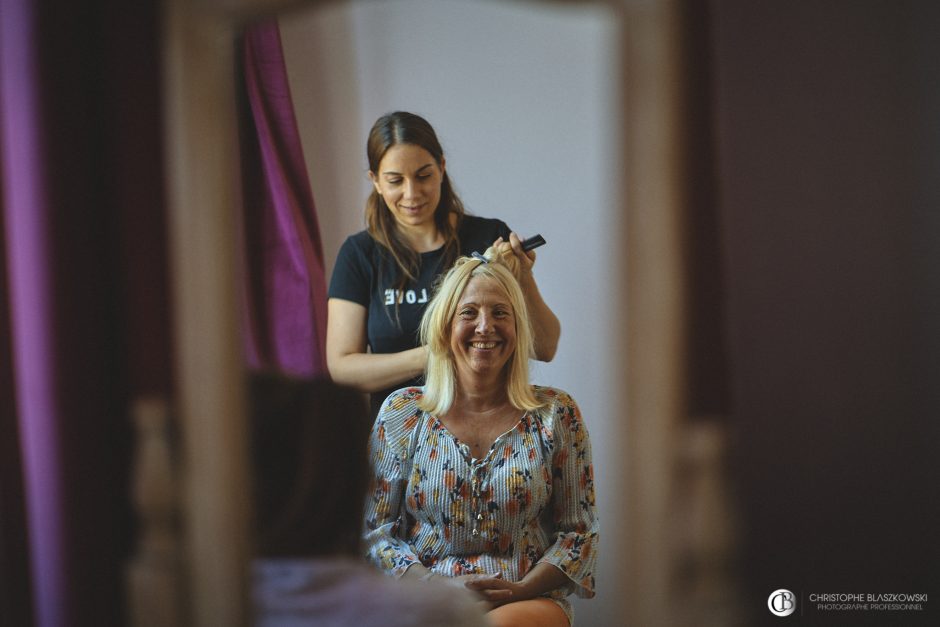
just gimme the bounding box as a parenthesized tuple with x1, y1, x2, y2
(364, 385, 598, 613)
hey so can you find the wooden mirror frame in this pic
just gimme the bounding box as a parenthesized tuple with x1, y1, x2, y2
(152, 1, 686, 625)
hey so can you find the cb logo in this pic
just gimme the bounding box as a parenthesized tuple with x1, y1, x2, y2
(768, 589, 796, 617)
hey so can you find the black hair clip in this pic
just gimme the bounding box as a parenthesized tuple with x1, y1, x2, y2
(471, 234, 546, 263)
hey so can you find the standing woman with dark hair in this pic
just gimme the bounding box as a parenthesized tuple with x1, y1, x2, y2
(327, 112, 560, 416)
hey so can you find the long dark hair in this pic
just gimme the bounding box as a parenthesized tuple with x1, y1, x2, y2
(366, 112, 466, 293)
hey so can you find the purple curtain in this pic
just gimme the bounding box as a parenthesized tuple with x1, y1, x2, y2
(1, 2, 71, 624)
(0, 97, 33, 627)
(240, 20, 329, 377)
(1, 1, 161, 625)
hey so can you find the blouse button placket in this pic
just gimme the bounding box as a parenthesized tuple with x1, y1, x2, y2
(469, 463, 488, 538)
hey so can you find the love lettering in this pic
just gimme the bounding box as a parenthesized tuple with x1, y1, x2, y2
(384, 288, 430, 306)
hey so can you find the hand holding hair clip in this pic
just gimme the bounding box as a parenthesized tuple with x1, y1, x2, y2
(472, 234, 546, 264)
(519, 234, 546, 252)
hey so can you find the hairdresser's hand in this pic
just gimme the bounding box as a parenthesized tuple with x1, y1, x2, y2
(492, 232, 536, 275)
(489, 232, 560, 362)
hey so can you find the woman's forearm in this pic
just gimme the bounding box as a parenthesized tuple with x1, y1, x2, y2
(520, 274, 561, 362)
(327, 346, 427, 392)
(516, 562, 570, 599)
(500, 233, 561, 361)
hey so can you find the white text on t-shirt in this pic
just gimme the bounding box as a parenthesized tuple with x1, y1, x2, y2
(384, 288, 430, 306)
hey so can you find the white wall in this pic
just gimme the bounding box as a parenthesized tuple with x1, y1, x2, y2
(281, 2, 624, 624)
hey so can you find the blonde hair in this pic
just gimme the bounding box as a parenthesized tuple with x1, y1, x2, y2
(417, 245, 543, 415)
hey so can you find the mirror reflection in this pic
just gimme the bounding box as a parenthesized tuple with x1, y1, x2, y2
(242, 1, 619, 625)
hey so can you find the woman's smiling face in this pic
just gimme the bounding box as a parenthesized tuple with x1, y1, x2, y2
(449, 275, 517, 381)
(369, 143, 444, 230)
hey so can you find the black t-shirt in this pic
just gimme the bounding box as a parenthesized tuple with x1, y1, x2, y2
(328, 215, 511, 416)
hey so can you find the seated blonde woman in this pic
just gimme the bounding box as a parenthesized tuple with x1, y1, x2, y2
(363, 246, 598, 627)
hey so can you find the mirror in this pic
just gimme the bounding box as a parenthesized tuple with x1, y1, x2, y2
(273, 1, 622, 624)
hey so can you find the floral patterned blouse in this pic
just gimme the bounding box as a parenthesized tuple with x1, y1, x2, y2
(364, 385, 598, 621)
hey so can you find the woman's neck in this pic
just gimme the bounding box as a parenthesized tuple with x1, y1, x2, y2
(396, 222, 442, 253)
(452, 375, 511, 414)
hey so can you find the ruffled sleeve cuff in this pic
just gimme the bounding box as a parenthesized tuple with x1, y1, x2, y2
(537, 530, 598, 598)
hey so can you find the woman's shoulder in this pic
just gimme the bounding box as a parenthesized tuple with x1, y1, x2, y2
(532, 385, 578, 409)
(461, 214, 508, 228)
(339, 229, 377, 253)
(333, 230, 378, 267)
(530, 385, 585, 431)
(377, 386, 424, 411)
(373, 387, 428, 454)
(330, 231, 382, 299)
(375, 387, 426, 427)
(458, 214, 511, 248)
(459, 214, 511, 233)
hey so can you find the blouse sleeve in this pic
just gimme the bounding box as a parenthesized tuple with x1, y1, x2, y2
(363, 390, 422, 577)
(537, 389, 599, 598)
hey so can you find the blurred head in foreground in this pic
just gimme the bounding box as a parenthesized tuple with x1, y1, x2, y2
(250, 373, 370, 557)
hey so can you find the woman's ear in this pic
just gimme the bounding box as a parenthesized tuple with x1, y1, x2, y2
(368, 170, 381, 196)
(439, 157, 446, 177)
